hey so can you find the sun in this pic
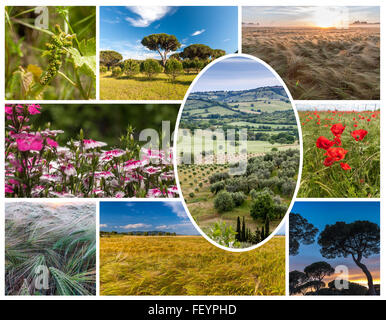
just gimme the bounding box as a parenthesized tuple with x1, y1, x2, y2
(311, 7, 346, 29)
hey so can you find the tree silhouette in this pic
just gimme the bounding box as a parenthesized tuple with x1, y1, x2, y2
(304, 261, 334, 293)
(289, 270, 308, 295)
(289, 212, 318, 255)
(318, 220, 380, 295)
(141, 34, 181, 66)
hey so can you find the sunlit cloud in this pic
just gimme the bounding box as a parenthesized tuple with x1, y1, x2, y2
(125, 6, 173, 27)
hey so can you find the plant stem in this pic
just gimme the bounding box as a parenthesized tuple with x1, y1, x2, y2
(74, 69, 88, 100)
(58, 71, 76, 86)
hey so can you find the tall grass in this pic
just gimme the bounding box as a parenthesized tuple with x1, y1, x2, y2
(5, 202, 96, 295)
(100, 236, 285, 295)
(242, 27, 380, 100)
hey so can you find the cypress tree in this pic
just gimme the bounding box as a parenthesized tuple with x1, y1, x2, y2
(265, 216, 270, 239)
(236, 216, 241, 242)
(241, 217, 246, 242)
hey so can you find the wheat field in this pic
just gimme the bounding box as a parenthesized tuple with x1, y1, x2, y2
(100, 235, 285, 296)
(242, 27, 380, 100)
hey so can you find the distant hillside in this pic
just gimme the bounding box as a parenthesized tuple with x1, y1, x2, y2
(100, 230, 178, 236)
(189, 86, 289, 103)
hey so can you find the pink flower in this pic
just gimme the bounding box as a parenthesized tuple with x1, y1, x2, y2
(167, 186, 179, 194)
(123, 159, 148, 171)
(40, 174, 61, 183)
(27, 104, 41, 115)
(102, 149, 125, 158)
(5, 184, 14, 193)
(83, 139, 107, 149)
(62, 164, 77, 176)
(160, 172, 174, 180)
(147, 188, 162, 197)
(16, 135, 43, 151)
(31, 185, 45, 196)
(5, 106, 13, 115)
(143, 166, 161, 175)
(115, 191, 125, 198)
(94, 171, 114, 179)
(46, 138, 58, 148)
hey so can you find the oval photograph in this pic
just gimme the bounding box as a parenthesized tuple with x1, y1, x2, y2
(176, 55, 301, 250)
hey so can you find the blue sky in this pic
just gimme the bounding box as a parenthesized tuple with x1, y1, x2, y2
(191, 56, 283, 92)
(290, 201, 380, 285)
(100, 201, 199, 235)
(100, 6, 238, 60)
(243, 6, 380, 27)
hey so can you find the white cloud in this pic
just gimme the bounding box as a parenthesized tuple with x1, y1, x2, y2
(162, 202, 188, 219)
(120, 223, 151, 229)
(156, 225, 168, 229)
(223, 38, 231, 42)
(191, 29, 205, 36)
(100, 224, 108, 228)
(126, 6, 172, 27)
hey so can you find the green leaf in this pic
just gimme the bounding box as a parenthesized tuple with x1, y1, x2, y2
(67, 38, 96, 79)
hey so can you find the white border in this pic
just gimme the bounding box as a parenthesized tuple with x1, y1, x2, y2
(173, 53, 303, 252)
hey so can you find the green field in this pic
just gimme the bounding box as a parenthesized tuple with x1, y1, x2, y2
(100, 72, 196, 100)
(100, 235, 285, 295)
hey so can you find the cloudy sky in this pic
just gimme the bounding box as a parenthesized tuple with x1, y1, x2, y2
(191, 56, 283, 92)
(100, 6, 238, 60)
(242, 6, 380, 27)
(290, 201, 380, 286)
(100, 201, 199, 235)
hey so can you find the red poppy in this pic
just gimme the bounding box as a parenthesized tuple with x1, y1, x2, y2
(324, 157, 335, 167)
(340, 162, 351, 170)
(316, 136, 335, 150)
(334, 136, 342, 146)
(324, 147, 348, 161)
(330, 123, 345, 136)
(354, 124, 358, 127)
(351, 129, 368, 141)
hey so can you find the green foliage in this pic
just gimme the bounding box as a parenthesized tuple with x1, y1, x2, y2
(165, 58, 183, 81)
(100, 50, 122, 70)
(210, 181, 225, 194)
(5, 6, 96, 100)
(141, 33, 181, 66)
(100, 65, 107, 73)
(111, 66, 122, 77)
(181, 44, 213, 60)
(289, 212, 318, 256)
(206, 222, 240, 248)
(123, 59, 140, 77)
(230, 191, 246, 206)
(250, 190, 275, 221)
(140, 59, 163, 79)
(214, 191, 234, 212)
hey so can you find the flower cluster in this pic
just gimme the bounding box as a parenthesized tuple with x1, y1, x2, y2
(313, 112, 370, 170)
(5, 104, 178, 198)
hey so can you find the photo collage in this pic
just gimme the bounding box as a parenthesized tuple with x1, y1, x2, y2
(2, 3, 382, 299)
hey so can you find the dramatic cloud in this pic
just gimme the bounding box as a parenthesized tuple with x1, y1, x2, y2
(191, 29, 205, 36)
(126, 6, 173, 27)
(162, 202, 187, 219)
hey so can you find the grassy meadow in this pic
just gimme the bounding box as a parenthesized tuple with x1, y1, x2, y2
(242, 27, 380, 100)
(298, 109, 380, 198)
(100, 235, 285, 295)
(100, 71, 196, 100)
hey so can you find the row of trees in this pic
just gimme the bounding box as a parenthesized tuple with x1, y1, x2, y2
(100, 231, 177, 237)
(289, 213, 380, 295)
(100, 33, 226, 79)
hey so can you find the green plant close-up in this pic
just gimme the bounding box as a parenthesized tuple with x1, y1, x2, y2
(5, 202, 96, 296)
(5, 6, 96, 100)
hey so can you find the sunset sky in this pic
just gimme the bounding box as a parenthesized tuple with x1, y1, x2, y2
(289, 201, 380, 287)
(242, 6, 380, 28)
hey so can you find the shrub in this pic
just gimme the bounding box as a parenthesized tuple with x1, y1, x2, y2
(209, 172, 230, 184)
(189, 192, 195, 198)
(250, 190, 275, 221)
(165, 58, 183, 81)
(210, 181, 225, 194)
(214, 191, 234, 213)
(140, 59, 163, 79)
(123, 59, 140, 77)
(225, 177, 249, 193)
(231, 192, 246, 206)
(100, 65, 107, 73)
(112, 66, 122, 77)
